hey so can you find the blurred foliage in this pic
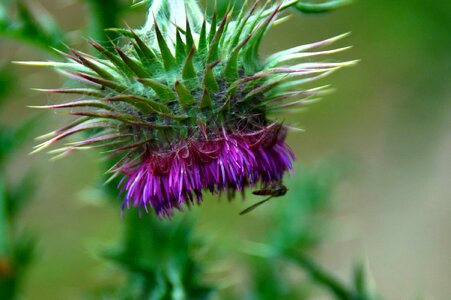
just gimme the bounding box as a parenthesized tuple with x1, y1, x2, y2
(0, 116, 39, 168)
(0, 0, 65, 52)
(0, 65, 37, 299)
(98, 159, 381, 300)
(240, 161, 380, 300)
(102, 213, 212, 299)
(268, 161, 345, 249)
(85, 0, 123, 45)
(0, 67, 15, 105)
(372, 0, 451, 166)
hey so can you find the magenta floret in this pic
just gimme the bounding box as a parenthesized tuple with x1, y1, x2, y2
(119, 125, 294, 217)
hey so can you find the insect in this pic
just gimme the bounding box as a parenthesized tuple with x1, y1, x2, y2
(239, 181, 288, 215)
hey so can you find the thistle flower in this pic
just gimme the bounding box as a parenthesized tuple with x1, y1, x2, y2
(22, 0, 355, 217)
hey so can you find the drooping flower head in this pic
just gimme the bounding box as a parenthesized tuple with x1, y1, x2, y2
(25, 0, 355, 217)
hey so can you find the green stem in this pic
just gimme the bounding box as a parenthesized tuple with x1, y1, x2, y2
(294, 0, 352, 13)
(287, 250, 353, 300)
(262, 0, 351, 18)
(85, 0, 121, 44)
(0, 177, 9, 256)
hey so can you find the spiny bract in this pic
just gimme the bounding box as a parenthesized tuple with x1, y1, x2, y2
(24, 0, 355, 217)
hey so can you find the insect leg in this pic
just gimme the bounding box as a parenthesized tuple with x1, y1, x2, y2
(239, 196, 273, 215)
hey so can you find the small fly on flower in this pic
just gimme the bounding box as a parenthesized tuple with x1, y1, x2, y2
(239, 181, 288, 215)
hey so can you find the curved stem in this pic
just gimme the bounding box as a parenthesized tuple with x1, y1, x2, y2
(287, 250, 353, 300)
(294, 0, 352, 13)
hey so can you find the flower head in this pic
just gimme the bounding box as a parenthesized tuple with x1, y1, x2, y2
(26, 1, 355, 217)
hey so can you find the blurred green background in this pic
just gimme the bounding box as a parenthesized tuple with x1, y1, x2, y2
(1, 0, 450, 299)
